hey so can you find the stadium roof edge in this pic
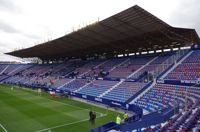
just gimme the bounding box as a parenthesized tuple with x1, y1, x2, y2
(6, 5, 200, 60)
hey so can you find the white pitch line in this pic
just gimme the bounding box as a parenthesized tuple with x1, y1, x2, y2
(35, 114, 107, 132)
(45, 98, 103, 115)
(0, 123, 8, 132)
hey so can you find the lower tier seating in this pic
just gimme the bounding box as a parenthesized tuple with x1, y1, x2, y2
(103, 82, 146, 102)
(77, 80, 117, 97)
(135, 84, 200, 112)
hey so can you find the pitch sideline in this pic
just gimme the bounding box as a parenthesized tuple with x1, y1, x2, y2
(0, 123, 8, 132)
(35, 113, 107, 132)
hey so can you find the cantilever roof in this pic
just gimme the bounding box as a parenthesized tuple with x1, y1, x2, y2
(7, 5, 200, 59)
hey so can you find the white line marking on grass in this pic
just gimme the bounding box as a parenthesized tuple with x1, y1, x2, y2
(0, 123, 8, 132)
(35, 114, 107, 132)
(45, 98, 103, 115)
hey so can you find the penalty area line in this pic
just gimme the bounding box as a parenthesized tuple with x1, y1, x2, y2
(0, 123, 8, 132)
(35, 114, 107, 132)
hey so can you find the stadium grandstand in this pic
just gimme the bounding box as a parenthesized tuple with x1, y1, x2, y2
(0, 5, 199, 132)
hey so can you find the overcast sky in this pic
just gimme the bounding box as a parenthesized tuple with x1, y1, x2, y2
(0, 0, 199, 54)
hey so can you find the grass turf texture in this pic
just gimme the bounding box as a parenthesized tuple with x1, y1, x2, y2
(0, 84, 121, 132)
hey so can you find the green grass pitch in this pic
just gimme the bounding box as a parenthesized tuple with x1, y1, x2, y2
(0, 84, 121, 132)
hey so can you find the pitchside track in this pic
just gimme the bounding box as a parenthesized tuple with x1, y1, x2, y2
(0, 85, 120, 132)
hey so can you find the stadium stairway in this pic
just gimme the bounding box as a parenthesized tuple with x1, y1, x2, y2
(108, 58, 130, 72)
(0, 65, 9, 75)
(60, 60, 110, 89)
(7, 65, 23, 75)
(129, 79, 156, 105)
(79, 60, 109, 77)
(125, 81, 153, 104)
(127, 56, 158, 79)
(160, 50, 193, 79)
(98, 79, 125, 98)
(96, 60, 109, 67)
(133, 71, 148, 82)
(57, 78, 75, 89)
(74, 80, 95, 92)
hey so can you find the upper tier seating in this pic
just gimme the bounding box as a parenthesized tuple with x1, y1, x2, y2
(84, 58, 127, 78)
(165, 50, 200, 81)
(107, 57, 153, 78)
(132, 53, 173, 79)
(74, 60, 105, 77)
